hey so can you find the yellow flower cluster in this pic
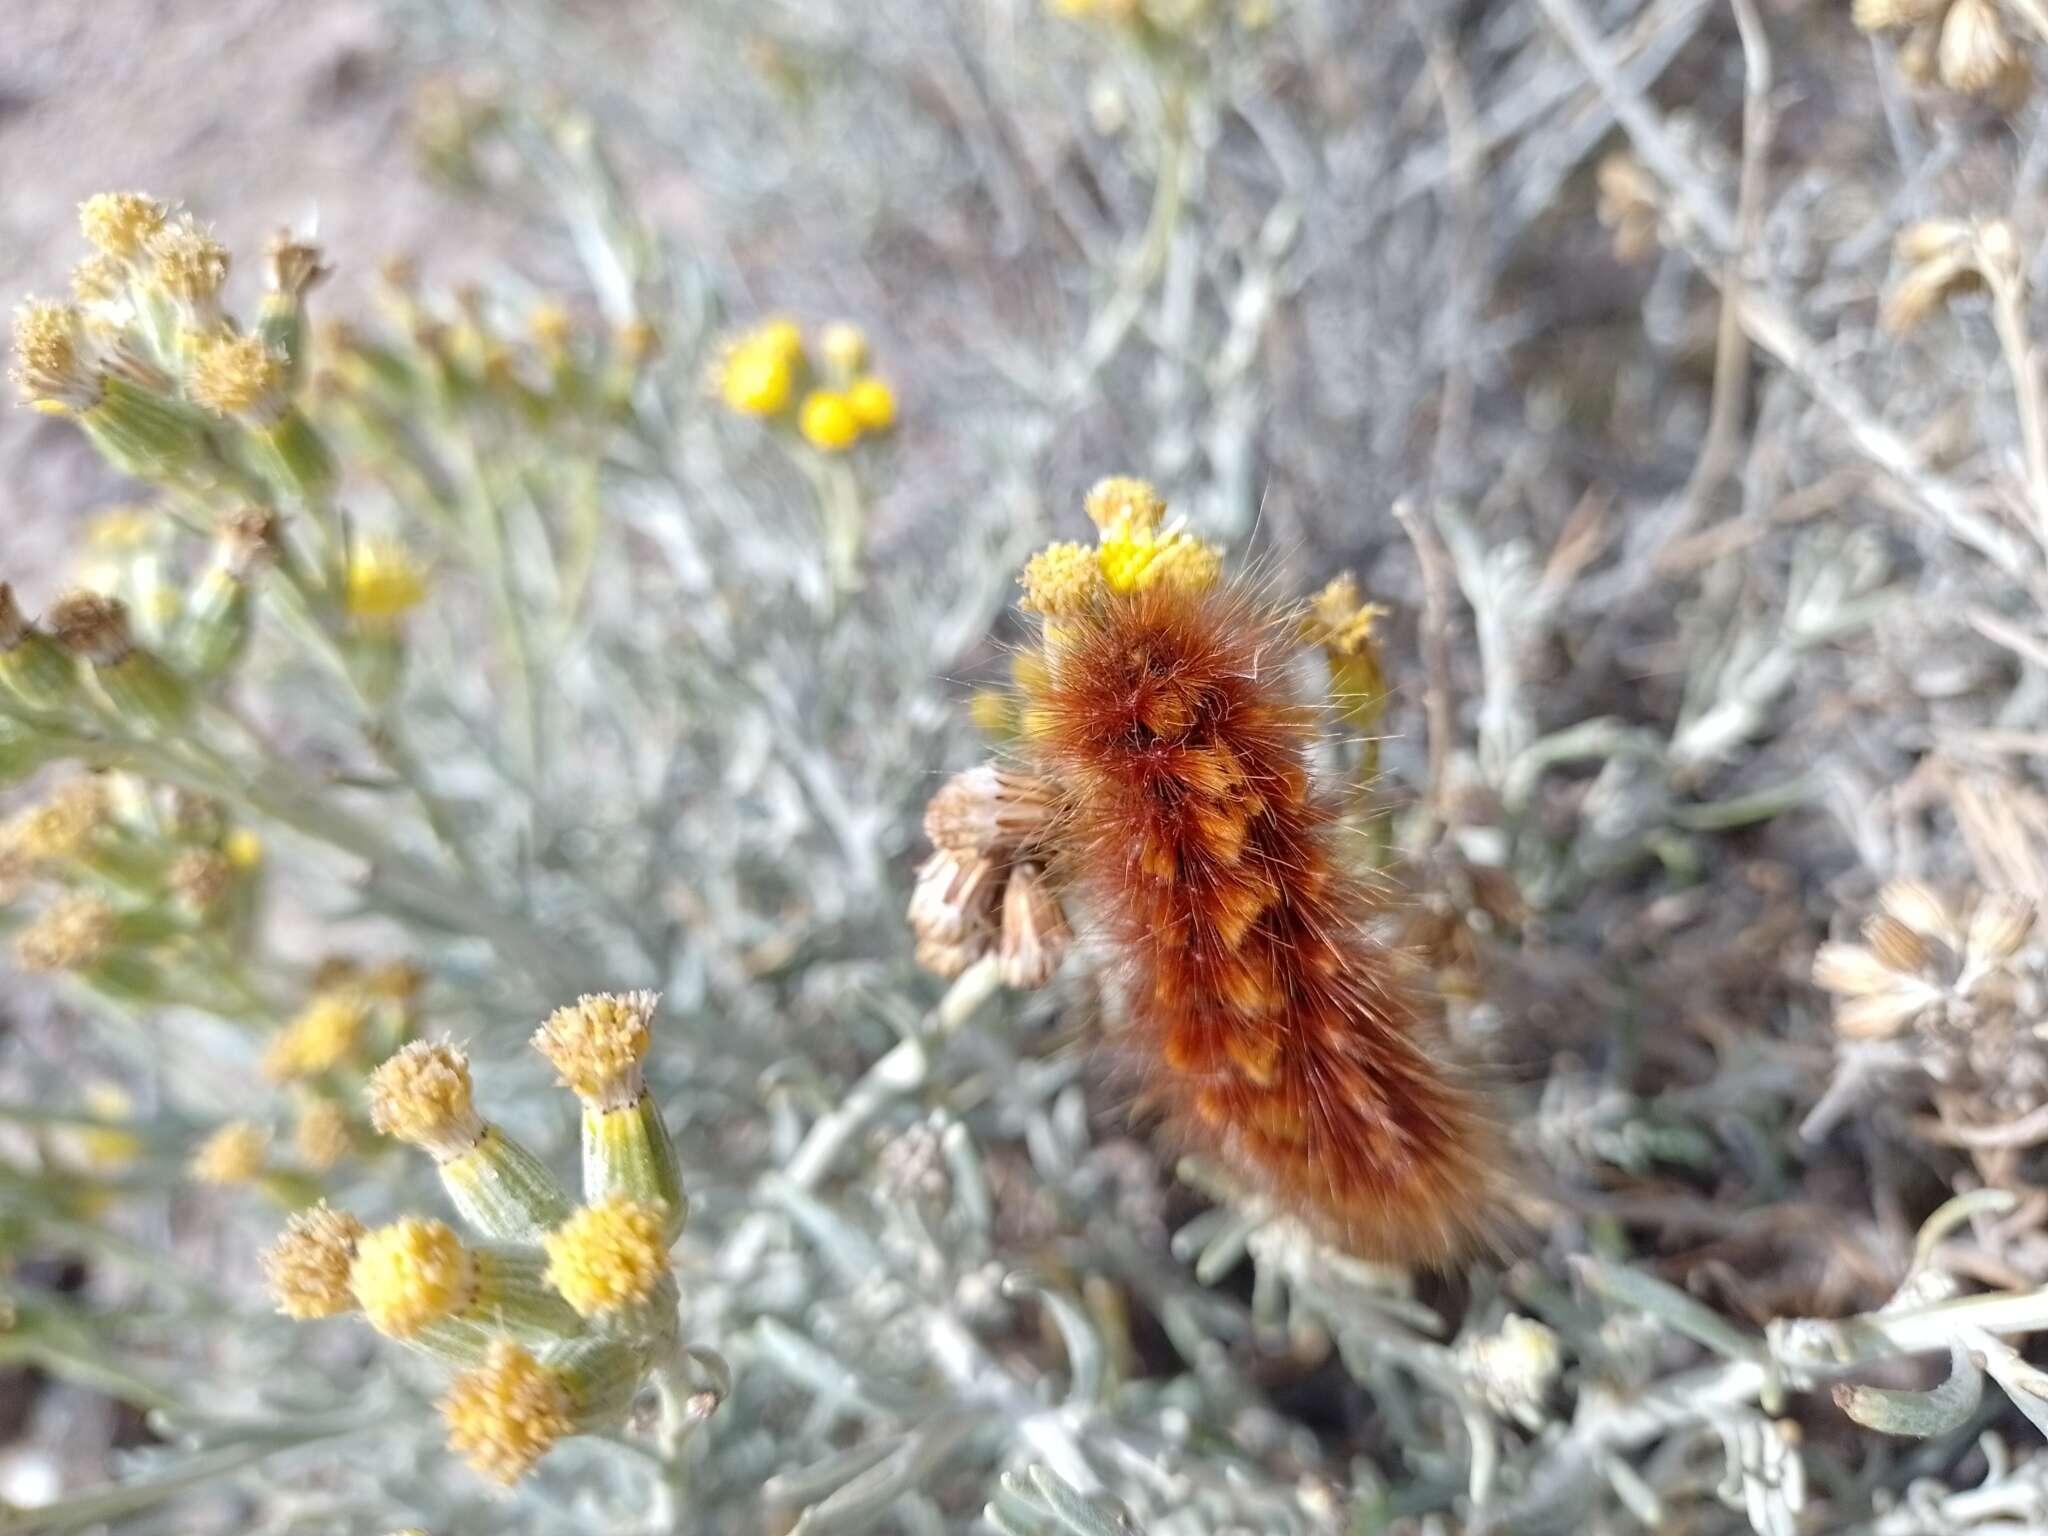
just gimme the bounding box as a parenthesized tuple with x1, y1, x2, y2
(1018, 475, 1223, 616)
(269, 996, 691, 1485)
(716, 316, 898, 452)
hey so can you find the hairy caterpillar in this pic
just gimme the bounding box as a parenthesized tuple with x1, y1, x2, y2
(913, 479, 1502, 1266)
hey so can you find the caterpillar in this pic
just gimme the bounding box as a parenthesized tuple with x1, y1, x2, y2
(912, 478, 1502, 1267)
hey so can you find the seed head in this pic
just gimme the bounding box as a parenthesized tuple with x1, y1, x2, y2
(263, 1203, 366, 1318)
(908, 846, 1001, 950)
(1459, 1315, 1564, 1423)
(190, 332, 288, 424)
(533, 991, 658, 1106)
(350, 1216, 477, 1337)
(78, 193, 167, 261)
(44, 591, 134, 665)
(367, 1040, 483, 1159)
(440, 1339, 575, 1486)
(263, 990, 368, 1081)
(16, 893, 117, 973)
(1020, 541, 1104, 618)
(1940, 0, 2017, 97)
(214, 506, 281, 576)
(191, 1120, 269, 1185)
(541, 1195, 671, 1318)
(798, 390, 860, 451)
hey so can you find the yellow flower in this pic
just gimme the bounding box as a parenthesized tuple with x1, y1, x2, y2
(756, 317, 805, 362)
(191, 1120, 269, 1185)
(263, 990, 369, 1081)
(190, 333, 288, 425)
(75, 1081, 141, 1170)
(1020, 541, 1104, 618)
(541, 1195, 671, 1318)
(799, 390, 859, 451)
(718, 338, 794, 416)
(147, 216, 231, 308)
(84, 508, 156, 549)
(345, 539, 429, 624)
(15, 893, 117, 973)
(10, 300, 102, 410)
(1082, 475, 1165, 534)
(293, 1095, 353, 1170)
(846, 376, 896, 433)
(79, 193, 167, 262)
(223, 827, 264, 869)
(366, 1040, 483, 1160)
(441, 1339, 575, 1486)
(532, 990, 657, 1106)
(350, 1216, 477, 1338)
(1096, 514, 1222, 595)
(262, 1203, 367, 1319)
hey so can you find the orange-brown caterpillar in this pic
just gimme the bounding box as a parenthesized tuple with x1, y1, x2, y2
(914, 480, 1502, 1266)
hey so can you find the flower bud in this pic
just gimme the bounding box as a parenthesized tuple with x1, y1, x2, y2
(533, 993, 685, 1236)
(439, 1337, 640, 1485)
(367, 1041, 572, 1240)
(350, 1216, 580, 1350)
(262, 1203, 367, 1319)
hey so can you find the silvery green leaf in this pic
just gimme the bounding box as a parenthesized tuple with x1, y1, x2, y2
(1833, 1343, 1984, 1437)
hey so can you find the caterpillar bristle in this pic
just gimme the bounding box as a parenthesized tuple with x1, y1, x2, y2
(916, 479, 1504, 1267)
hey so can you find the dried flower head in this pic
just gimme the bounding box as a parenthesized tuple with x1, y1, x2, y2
(908, 846, 1001, 951)
(190, 332, 288, 425)
(43, 590, 134, 664)
(999, 861, 1072, 989)
(1812, 880, 2033, 1040)
(1458, 1315, 1564, 1424)
(191, 1120, 269, 1185)
(440, 1339, 575, 1485)
(264, 230, 331, 301)
(79, 192, 168, 262)
(15, 892, 117, 973)
(1595, 151, 1660, 264)
(367, 1040, 483, 1159)
(541, 1195, 671, 1317)
(262, 1203, 367, 1318)
(922, 765, 1057, 857)
(350, 1216, 478, 1337)
(533, 991, 658, 1106)
(214, 506, 281, 576)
